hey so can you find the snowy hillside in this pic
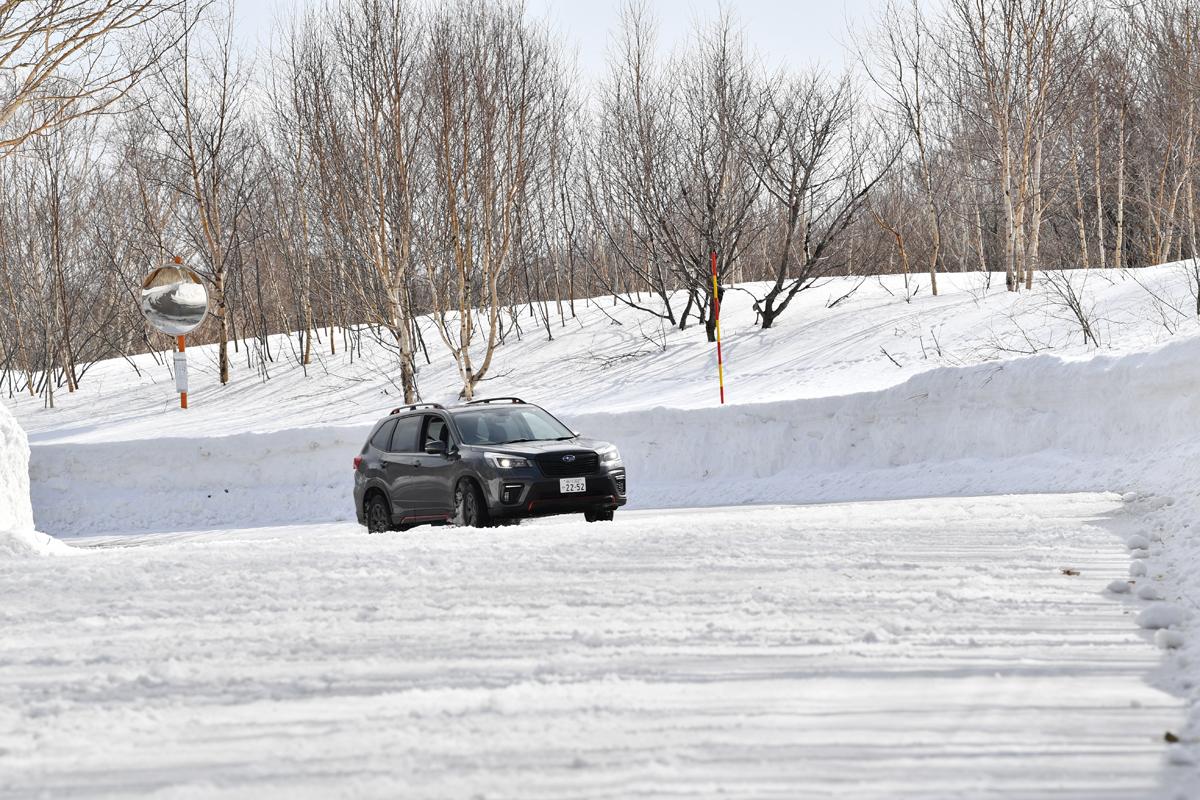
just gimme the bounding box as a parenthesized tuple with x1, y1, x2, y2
(11, 265, 1200, 444)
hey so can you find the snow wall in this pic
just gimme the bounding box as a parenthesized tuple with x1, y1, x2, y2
(1, 400, 64, 555)
(27, 337, 1200, 537)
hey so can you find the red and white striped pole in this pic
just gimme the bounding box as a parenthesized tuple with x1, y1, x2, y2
(711, 251, 725, 405)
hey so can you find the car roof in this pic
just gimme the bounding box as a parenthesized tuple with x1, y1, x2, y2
(379, 399, 539, 420)
(447, 403, 542, 415)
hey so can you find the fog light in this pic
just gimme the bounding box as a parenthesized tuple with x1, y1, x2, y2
(615, 476, 626, 495)
(502, 484, 522, 504)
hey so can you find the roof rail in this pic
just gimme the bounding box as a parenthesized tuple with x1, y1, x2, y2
(465, 397, 526, 406)
(390, 402, 445, 415)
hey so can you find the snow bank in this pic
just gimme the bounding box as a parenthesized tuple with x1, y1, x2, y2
(580, 337, 1200, 507)
(0, 401, 64, 556)
(28, 337, 1200, 536)
(0, 400, 33, 531)
(29, 426, 367, 536)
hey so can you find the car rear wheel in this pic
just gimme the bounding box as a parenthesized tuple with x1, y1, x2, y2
(365, 494, 392, 533)
(454, 479, 490, 528)
(585, 509, 614, 523)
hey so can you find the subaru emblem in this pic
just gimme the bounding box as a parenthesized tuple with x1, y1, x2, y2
(562, 454, 576, 462)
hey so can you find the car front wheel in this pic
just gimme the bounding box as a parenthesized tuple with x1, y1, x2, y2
(454, 479, 490, 528)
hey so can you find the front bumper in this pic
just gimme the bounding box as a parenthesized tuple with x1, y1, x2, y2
(485, 469, 627, 518)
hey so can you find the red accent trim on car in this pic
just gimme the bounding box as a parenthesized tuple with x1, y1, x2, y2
(399, 514, 451, 524)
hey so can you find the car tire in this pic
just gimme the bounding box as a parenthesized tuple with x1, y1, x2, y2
(454, 479, 490, 528)
(584, 509, 614, 523)
(365, 494, 392, 533)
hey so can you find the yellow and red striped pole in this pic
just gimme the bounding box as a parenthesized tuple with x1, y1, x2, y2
(711, 251, 725, 405)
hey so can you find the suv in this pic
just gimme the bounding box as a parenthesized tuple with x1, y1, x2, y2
(353, 397, 627, 532)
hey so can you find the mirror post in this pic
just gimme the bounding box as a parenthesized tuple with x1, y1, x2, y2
(177, 335, 187, 409)
(173, 253, 186, 411)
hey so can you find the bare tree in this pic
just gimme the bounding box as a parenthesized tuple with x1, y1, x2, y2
(0, 1, 197, 154)
(139, 3, 257, 385)
(584, 2, 680, 324)
(947, 0, 1079, 291)
(750, 74, 886, 327)
(425, 0, 563, 399)
(864, 0, 946, 295)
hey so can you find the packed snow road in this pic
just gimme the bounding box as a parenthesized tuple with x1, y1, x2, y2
(0, 495, 1180, 799)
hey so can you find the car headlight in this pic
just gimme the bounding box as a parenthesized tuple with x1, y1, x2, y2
(485, 452, 531, 469)
(596, 444, 622, 465)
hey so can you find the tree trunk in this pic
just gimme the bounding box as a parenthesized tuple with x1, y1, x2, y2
(1001, 131, 1017, 291)
(974, 203, 988, 274)
(1026, 136, 1044, 290)
(215, 270, 229, 385)
(1114, 101, 1127, 269)
(1093, 80, 1105, 269)
(1071, 147, 1089, 268)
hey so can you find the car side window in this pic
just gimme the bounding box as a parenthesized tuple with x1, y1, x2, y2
(422, 415, 451, 450)
(389, 415, 422, 453)
(370, 419, 397, 451)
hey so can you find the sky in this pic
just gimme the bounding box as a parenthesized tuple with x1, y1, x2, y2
(232, 0, 881, 81)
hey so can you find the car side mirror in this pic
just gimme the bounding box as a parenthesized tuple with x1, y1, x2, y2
(424, 441, 448, 456)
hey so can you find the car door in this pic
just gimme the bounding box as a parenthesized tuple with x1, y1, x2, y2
(382, 414, 423, 516)
(411, 414, 456, 515)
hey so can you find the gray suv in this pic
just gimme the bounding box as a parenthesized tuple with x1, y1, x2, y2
(353, 397, 627, 532)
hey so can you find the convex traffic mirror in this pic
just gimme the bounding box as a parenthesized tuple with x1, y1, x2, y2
(139, 264, 208, 335)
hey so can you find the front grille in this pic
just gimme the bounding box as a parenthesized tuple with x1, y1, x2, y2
(536, 451, 599, 478)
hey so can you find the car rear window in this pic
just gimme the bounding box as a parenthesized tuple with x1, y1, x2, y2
(370, 419, 397, 450)
(390, 415, 421, 452)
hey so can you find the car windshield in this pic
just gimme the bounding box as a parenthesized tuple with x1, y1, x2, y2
(454, 406, 573, 446)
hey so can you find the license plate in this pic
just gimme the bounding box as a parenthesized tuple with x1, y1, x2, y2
(559, 478, 586, 494)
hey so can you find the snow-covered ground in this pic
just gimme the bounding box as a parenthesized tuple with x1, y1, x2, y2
(6, 265, 1200, 796)
(0, 498, 1186, 799)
